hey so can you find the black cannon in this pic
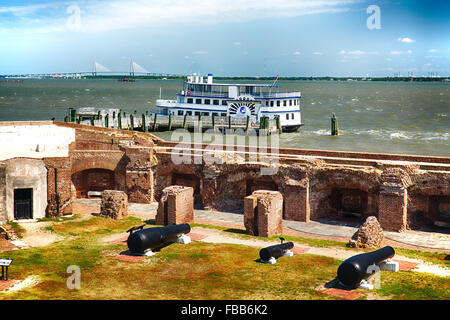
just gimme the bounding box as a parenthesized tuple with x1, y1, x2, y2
(259, 238, 294, 262)
(337, 246, 395, 288)
(127, 223, 191, 254)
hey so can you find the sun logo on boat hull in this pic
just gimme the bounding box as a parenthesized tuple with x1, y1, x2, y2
(228, 102, 257, 117)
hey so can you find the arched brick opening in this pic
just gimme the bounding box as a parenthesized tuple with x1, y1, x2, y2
(310, 170, 379, 223)
(71, 168, 115, 198)
(246, 177, 279, 196)
(330, 188, 369, 219)
(429, 196, 450, 227)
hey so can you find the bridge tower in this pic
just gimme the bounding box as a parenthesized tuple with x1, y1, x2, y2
(92, 60, 97, 77)
(130, 60, 135, 77)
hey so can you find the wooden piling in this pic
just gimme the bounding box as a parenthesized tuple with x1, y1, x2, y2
(183, 114, 188, 130)
(331, 113, 338, 136)
(153, 113, 158, 131)
(142, 114, 147, 132)
(168, 114, 173, 131)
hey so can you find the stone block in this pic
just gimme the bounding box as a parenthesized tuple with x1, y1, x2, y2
(99, 190, 128, 219)
(244, 190, 283, 237)
(156, 185, 194, 226)
(348, 216, 385, 248)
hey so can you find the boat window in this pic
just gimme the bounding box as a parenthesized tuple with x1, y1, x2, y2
(289, 100, 292, 106)
(178, 110, 184, 116)
(277, 101, 280, 107)
(196, 98, 202, 104)
(222, 100, 227, 106)
(283, 100, 287, 107)
(213, 100, 219, 105)
(204, 99, 210, 105)
(186, 111, 192, 116)
(195, 112, 201, 116)
(266, 101, 269, 106)
(201, 112, 209, 116)
(239, 86, 254, 95)
(294, 100, 297, 106)
(286, 114, 289, 120)
(270, 101, 274, 107)
(212, 113, 219, 117)
(292, 113, 295, 119)
(187, 98, 193, 104)
(221, 113, 227, 116)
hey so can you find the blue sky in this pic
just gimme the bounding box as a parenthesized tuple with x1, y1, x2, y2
(0, 0, 449, 76)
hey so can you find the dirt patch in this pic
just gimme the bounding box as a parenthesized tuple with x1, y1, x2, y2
(19, 222, 64, 248)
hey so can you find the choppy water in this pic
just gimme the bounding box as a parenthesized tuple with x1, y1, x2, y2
(0, 79, 448, 157)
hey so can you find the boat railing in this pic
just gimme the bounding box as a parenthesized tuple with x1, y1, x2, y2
(179, 91, 229, 98)
(178, 91, 300, 99)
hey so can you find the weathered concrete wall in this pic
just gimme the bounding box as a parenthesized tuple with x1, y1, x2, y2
(0, 123, 75, 161)
(4, 158, 47, 221)
(0, 163, 6, 224)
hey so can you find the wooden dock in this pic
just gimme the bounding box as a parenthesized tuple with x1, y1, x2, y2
(64, 108, 281, 135)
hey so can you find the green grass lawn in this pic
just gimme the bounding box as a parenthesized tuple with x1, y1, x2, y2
(0, 216, 448, 300)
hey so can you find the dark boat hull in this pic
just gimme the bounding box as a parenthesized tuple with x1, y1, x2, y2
(282, 124, 303, 133)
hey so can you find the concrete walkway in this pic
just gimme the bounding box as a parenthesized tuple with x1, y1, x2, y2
(194, 209, 450, 251)
(72, 199, 450, 251)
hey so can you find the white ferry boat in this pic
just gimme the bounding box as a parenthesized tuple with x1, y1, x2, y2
(156, 74, 303, 132)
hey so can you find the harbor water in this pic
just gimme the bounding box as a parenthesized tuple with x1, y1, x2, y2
(0, 79, 448, 157)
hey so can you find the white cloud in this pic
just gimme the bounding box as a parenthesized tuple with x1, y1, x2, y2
(407, 50, 413, 54)
(348, 50, 365, 55)
(312, 52, 323, 55)
(397, 37, 415, 43)
(0, 0, 359, 33)
(428, 49, 437, 53)
(293, 51, 301, 55)
(386, 58, 392, 62)
(390, 50, 402, 55)
(193, 50, 208, 55)
(234, 42, 241, 46)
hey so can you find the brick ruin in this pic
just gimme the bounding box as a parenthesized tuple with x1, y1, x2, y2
(156, 185, 194, 226)
(0, 121, 449, 234)
(244, 190, 283, 237)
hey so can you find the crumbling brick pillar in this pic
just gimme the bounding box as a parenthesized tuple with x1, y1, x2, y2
(244, 190, 283, 237)
(156, 185, 194, 226)
(283, 178, 310, 222)
(378, 168, 412, 232)
(201, 179, 217, 210)
(100, 190, 128, 219)
(44, 157, 72, 218)
(124, 146, 154, 203)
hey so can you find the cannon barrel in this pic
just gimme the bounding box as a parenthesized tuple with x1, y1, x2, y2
(259, 241, 294, 261)
(127, 223, 191, 253)
(337, 246, 395, 288)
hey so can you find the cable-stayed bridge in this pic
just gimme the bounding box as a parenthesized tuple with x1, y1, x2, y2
(1, 60, 184, 78)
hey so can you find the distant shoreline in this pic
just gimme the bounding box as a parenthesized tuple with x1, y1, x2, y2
(1, 75, 449, 82)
